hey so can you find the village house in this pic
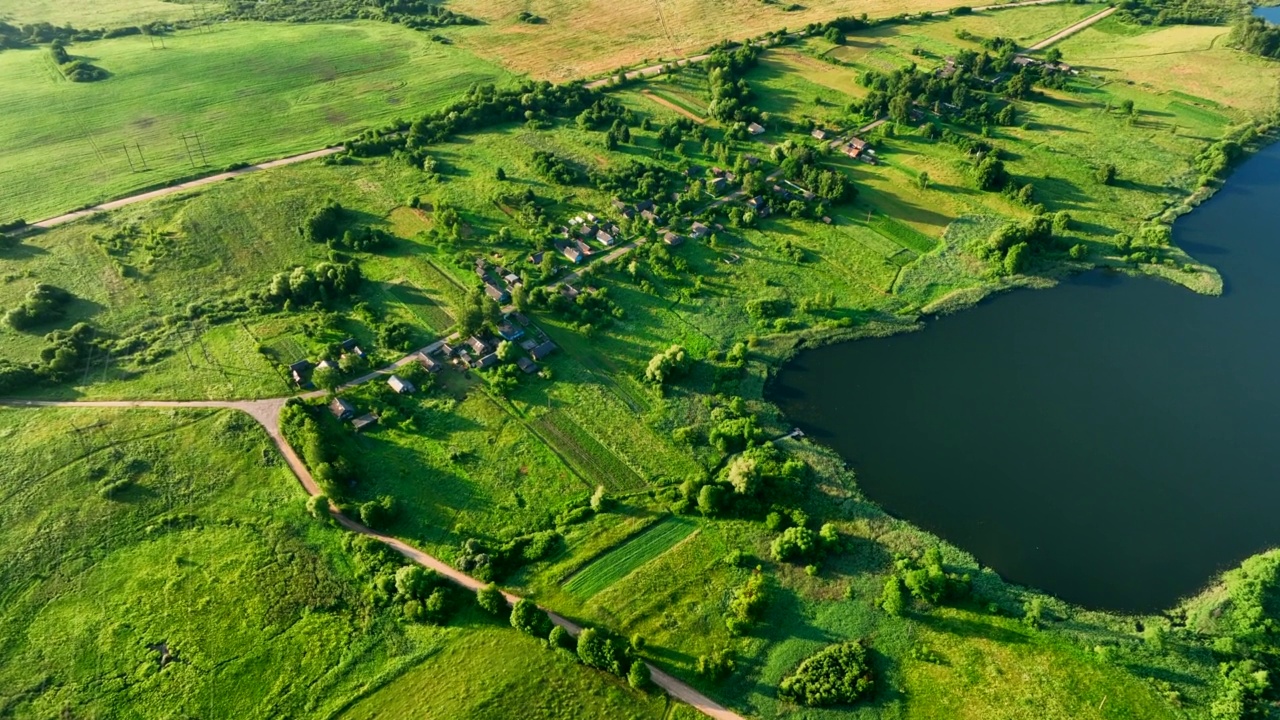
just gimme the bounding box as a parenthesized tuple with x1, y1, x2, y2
(743, 155, 761, 167)
(530, 341, 558, 361)
(574, 238, 593, 256)
(504, 272, 521, 287)
(561, 244, 583, 264)
(596, 228, 616, 247)
(418, 354, 443, 373)
(497, 320, 525, 341)
(640, 209, 663, 225)
(690, 222, 710, 239)
(439, 342, 457, 357)
(388, 374, 416, 394)
(747, 196, 770, 217)
(528, 251, 545, 265)
(517, 356, 539, 374)
(465, 336, 490, 356)
(709, 176, 728, 195)
(811, 128, 828, 141)
(484, 282, 510, 303)
(747, 122, 765, 135)
(519, 337, 540, 351)
(474, 352, 499, 369)
(663, 231, 684, 247)
(316, 359, 336, 372)
(329, 397, 356, 420)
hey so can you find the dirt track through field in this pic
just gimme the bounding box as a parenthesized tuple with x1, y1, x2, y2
(1026, 6, 1117, 50)
(0, 382, 746, 720)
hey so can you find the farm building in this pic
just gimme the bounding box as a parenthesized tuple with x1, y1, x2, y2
(690, 222, 710, 238)
(388, 375, 416, 394)
(316, 359, 336, 372)
(811, 128, 828, 140)
(497, 320, 525, 341)
(466, 336, 490, 356)
(596, 229, 616, 246)
(352, 413, 379, 432)
(474, 353, 499, 369)
(330, 398, 356, 420)
(640, 209, 664, 225)
(663, 231, 684, 246)
(418, 354, 443, 373)
(530, 341, 558, 361)
(517, 357, 539, 374)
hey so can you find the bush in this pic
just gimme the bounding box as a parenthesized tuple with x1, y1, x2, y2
(778, 641, 874, 707)
(549, 624, 577, 651)
(4, 283, 72, 331)
(644, 344, 691, 385)
(771, 526, 818, 562)
(697, 649, 736, 680)
(510, 598, 552, 637)
(628, 660, 652, 690)
(577, 627, 633, 675)
(476, 584, 509, 618)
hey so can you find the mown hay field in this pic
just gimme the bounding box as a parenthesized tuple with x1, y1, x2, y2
(563, 515, 700, 598)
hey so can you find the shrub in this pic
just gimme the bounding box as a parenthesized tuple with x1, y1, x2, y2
(549, 624, 577, 651)
(510, 598, 552, 637)
(778, 641, 874, 707)
(771, 526, 817, 562)
(628, 660, 652, 690)
(697, 649, 736, 680)
(476, 584, 509, 618)
(577, 627, 632, 675)
(880, 574, 906, 616)
(1095, 163, 1117, 185)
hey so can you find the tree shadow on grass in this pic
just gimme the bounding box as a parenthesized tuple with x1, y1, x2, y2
(916, 610, 1030, 644)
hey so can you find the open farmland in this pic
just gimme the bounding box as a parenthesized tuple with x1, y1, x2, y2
(563, 515, 700, 598)
(0, 21, 509, 223)
(0, 0, 200, 27)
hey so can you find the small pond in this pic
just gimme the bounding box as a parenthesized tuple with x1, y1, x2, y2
(1254, 5, 1280, 23)
(770, 143, 1280, 612)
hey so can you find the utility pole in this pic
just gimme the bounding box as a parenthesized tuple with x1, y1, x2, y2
(135, 142, 148, 171)
(122, 144, 137, 173)
(192, 132, 209, 166)
(178, 133, 198, 170)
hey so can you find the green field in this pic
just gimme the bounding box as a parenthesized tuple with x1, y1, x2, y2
(0, 20, 509, 223)
(4, 4, 1280, 720)
(563, 516, 699, 598)
(0, 0, 200, 26)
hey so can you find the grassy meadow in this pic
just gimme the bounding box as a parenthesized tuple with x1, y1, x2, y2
(3, 4, 1280, 719)
(0, 20, 510, 224)
(0, 0, 201, 27)
(0, 406, 672, 719)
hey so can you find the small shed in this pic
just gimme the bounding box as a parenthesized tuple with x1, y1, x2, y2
(497, 321, 525, 341)
(690, 222, 710, 238)
(747, 122, 765, 135)
(663, 231, 684, 247)
(466, 336, 490, 356)
(330, 397, 356, 420)
(341, 338, 359, 351)
(352, 413, 379, 432)
(418, 354, 443, 373)
(530, 341, 558, 361)
(811, 128, 828, 140)
(316, 359, 336, 371)
(517, 356, 539, 374)
(709, 177, 728, 195)
(388, 374, 416, 394)
(288, 359, 311, 375)
(475, 352, 499, 369)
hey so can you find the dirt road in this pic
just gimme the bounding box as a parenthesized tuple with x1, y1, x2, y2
(0, 395, 746, 720)
(1026, 6, 1116, 51)
(31, 146, 345, 230)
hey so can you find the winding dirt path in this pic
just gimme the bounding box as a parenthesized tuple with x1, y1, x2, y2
(0, 396, 746, 720)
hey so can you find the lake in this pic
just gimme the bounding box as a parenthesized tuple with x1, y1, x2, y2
(1255, 5, 1280, 22)
(769, 142, 1280, 612)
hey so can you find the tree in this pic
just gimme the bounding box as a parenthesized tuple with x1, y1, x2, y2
(771, 526, 817, 562)
(778, 641, 874, 707)
(1118, 99, 1135, 116)
(476, 584, 508, 618)
(495, 166, 507, 181)
(1095, 163, 1117, 185)
(510, 598, 552, 637)
(549, 624, 576, 651)
(628, 660, 652, 690)
(1045, 47, 1062, 64)
(725, 455, 760, 495)
(880, 575, 906, 616)
(916, 171, 930, 190)
(577, 627, 630, 675)
(395, 565, 432, 600)
(1003, 241, 1029, 275)
(496, 340, 517, 362)
(1069, 243, 1088, 260)
(888, 93, 912, 124)
(697, 484, 725, 516)
(644, 344, 690, 385)
(974, 156, 1006, 191)
(313, 365, 340, 392)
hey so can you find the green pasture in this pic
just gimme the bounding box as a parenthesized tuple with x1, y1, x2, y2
(0, 20, 509, 223)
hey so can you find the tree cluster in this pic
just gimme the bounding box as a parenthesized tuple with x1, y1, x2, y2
(4, 283, 72, 331)
(223, 0, 477, 29)
(264, 261, 363, 309)
(644, 344, 691, 386)
(49, 40, 107, 82)
(725, 568, 769, 634)
(705, 45, 763, 123)
(778, 641, 875, 707)
(531, 150, 581, 185)
(455, 530, 563, 582)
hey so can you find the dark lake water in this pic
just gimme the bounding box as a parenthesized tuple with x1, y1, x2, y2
(1255, 5, 1280, 22)
(770, 142, 1280, 613)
